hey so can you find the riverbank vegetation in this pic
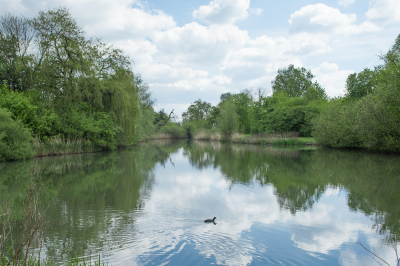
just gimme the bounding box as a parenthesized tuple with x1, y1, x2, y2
(0, 8, 184, 161)
(1, 7, 399, 163)
(179, 34, 400, 152)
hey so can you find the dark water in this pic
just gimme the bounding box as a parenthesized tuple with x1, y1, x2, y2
(1, 140, 399, 265)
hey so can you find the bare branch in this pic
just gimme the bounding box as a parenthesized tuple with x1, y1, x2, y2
(357, 240, 391, 266)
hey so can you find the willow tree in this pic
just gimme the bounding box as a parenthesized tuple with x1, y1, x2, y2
(218, 98, 237, 141)
(30, 8, 140, 145)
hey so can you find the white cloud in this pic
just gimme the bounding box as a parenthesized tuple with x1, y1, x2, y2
(221, 33, 330, 88)
(289, 4, 379, 35)
(366, 0, 400, 24)
(69, 0, 176, 40)
(338, 0, 356, 7)
(192, 0, 250, 24)
(152, 23, 249, 67)
(249, 8, 263, 16)
(312, 62, 354, 97)
(0, 0, 176, 40)
(0, 0, 27, 14)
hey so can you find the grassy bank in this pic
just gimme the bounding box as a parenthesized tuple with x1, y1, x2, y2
(30, 132, 315, 159)
(192, 130, 317, 146)
(32, 137, 100, 157)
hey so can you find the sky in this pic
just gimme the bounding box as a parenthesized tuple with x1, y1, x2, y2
(2, 0, 400, 118)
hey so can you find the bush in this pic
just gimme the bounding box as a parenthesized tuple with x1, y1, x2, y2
(265, 106, 319, 137)
(183, 122, 197, 139)
(0, 90, 38, 129)
(0, 108, 34, 161)
(0, 90, 60, 140)
(160, 123, 186, 138)
(313, 101, 362, 148)
(60, 109, 118, 150)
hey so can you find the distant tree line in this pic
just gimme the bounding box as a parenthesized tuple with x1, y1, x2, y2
(180, 34, 400, 152)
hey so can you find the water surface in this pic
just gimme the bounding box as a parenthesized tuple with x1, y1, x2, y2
(1, 140, 399, 265)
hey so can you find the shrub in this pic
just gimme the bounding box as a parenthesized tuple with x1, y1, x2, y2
(0, 108, 34, 161)
(0, 90, 60, 140)
(60, 109, 118, 150)
(160, 123, 186, 138)
(265, 106, 319, 137)
(313, 101, 362, 148)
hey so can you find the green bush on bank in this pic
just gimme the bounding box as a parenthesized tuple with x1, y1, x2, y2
(313, 35, 400, 152)
(265, 105, 320, 137)
(0, 108, 34, 161)
(160, 122, 186, 139)
(0, 89, 60, 140)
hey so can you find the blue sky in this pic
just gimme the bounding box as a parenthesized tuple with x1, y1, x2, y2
(2, 0, 400, 118)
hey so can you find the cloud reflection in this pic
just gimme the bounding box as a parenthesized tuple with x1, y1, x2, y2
(105, 149, 396, 266)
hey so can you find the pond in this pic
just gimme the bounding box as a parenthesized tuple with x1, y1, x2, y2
(0, 140, 399, 265)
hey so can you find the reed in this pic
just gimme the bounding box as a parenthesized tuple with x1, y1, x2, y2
(192, 129, 220, 141)
(32, 137, 98, 157)
(192, 130, 315, 146)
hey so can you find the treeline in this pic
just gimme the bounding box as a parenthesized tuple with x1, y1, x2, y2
(0, 8, 174, 161)
(180, 65, 328, 140)
(180, 34, 400, 152)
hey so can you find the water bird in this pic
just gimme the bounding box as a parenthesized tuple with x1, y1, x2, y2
(204, 217, 216, 223)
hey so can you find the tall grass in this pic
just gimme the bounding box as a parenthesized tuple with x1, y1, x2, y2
(192, 129, 221, 141)
(192, 130, 315, 146)
(32, 137, 98, 157)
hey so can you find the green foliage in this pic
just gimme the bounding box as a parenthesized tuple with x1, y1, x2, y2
(271, 64, 314, 97)
(271, 138, 306, 146)
(232, 91, 252, 134)
(60, 108, 117, 150)
(0, 108, 33, 161)
(182, 99, 212, 123)
(345, 68, 375, 100)
(103, 68, 139, 146)
(265, 106, 320, 137)
(0, 89, 60, 140)
(183, 121, 197, 139)
(303, 82, 328, 103)
(0, 89, 37, 128)
(160, 122, 186, 139)
(0, 14, 36, 92)
(313, 101, 362, 148)
(218, 99, 237, 140)
(0, 8, 146, 159)
(314, 34, 400, 152)
(206, 106, 220, 128)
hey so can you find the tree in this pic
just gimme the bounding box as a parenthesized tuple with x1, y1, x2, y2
(0, 13, 36, 92)
(206, 106, 220, 128)
(181, 99, 212, 123)
(218, 99, 237, 140)
(232, 91, 253, 134)
(345, 68, 375, 100)
(0, 107, 33, 161)
(272, 64, 314, 97)
(303, 82, 328, 103)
